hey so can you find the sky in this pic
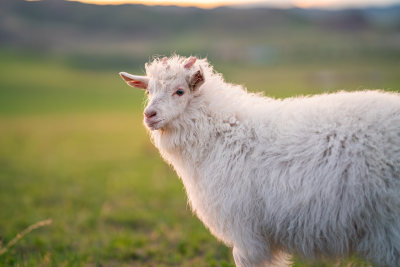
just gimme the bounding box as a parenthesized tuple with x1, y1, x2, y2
(71, 0, 400, 9)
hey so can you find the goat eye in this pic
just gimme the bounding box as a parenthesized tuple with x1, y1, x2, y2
(175, 89, 184, 96)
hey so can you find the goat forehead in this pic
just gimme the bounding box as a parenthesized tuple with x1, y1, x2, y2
(150, 77, 186, 92)
(150, 69, 179, 80)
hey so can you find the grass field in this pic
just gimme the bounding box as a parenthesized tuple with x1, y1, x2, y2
(0, 49, 399, 266)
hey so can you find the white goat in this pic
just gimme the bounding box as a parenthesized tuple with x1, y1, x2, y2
(119, 55, 400, 267)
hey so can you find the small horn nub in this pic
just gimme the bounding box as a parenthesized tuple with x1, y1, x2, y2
(184, 56, 197, 69)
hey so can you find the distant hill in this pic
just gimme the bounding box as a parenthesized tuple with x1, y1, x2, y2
(1, 0, 399, 69)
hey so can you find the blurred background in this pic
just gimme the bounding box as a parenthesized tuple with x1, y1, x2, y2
(0, 0, 399, 266)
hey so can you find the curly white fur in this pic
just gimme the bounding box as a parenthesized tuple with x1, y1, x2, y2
(120, 55, 400, 267)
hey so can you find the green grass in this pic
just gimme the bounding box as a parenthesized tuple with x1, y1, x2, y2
(0, 50, 398, 266)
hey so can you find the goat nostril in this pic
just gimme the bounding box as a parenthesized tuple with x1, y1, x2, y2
(145, 111, 157, 118)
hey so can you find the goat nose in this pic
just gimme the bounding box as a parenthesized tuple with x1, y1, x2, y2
(144, 110, 157, 119)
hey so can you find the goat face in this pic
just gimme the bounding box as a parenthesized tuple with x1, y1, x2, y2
(119, 56, 204, 131)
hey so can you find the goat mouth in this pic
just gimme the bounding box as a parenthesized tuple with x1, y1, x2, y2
(145, 119, 163, 130)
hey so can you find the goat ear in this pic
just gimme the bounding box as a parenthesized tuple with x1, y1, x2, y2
(119, 72, 148, 89)
(184, 56, 196, 69)
(188, 68, 204, 91)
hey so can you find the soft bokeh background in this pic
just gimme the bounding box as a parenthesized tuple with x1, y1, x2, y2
(0, 0, 399, 266)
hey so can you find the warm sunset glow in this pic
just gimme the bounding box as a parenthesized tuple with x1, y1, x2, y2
(293, 0, 335, 8)
(69, 0, 400, 8)
(68, 0, 267, 8)
(294, 0, 338, 8)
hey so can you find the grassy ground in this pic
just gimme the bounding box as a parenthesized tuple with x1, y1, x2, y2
(0, 51, 399, 266)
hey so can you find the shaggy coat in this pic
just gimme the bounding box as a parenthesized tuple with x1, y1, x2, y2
(120, 56, 400, 267)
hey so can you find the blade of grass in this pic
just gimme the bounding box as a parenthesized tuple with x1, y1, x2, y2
(0, 219, 52, 256)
